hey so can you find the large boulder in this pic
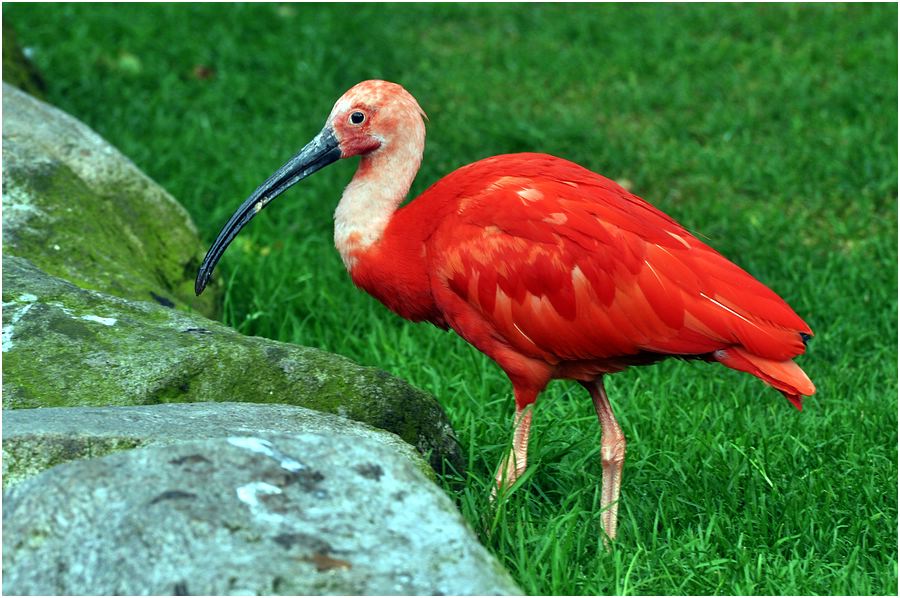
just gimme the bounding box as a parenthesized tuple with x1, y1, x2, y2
(2, 255, 464, 473)
(2, 433, 520, 596)
(2, 82, 217, 316)
(2, 402, 433, 488)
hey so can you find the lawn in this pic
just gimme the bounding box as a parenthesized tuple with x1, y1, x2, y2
(5, 3, 897, 595)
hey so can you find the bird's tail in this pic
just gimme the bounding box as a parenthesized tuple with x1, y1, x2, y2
(714, 347, 815, 410)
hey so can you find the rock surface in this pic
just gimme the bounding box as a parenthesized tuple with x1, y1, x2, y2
(2, 255, 463, 473)
(2, 402, 433, 489)
(2, 82, 217, 316)
(2, 434, 521, 596)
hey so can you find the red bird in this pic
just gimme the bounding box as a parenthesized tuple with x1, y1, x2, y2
(196, 80, 815, 542)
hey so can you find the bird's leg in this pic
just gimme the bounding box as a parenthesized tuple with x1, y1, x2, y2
(492, 405, 533, 497)
(587, 377, 626, 544)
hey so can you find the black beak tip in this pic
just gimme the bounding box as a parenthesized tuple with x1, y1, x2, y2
(194, 267, 210, 296)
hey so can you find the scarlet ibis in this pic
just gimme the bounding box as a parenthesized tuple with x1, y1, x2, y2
(196, 80, 815, 542)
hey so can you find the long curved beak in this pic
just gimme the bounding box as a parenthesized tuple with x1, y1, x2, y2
(195, 127, 341, 295)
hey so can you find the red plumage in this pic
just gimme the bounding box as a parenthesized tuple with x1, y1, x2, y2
(351, 153, 814, 409)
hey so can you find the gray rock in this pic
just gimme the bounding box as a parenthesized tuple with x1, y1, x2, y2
(2, 402, 432, 489)
(2, 82, 218, 316)
(2, 255, 464, 474)
(2, 434, 521, 596)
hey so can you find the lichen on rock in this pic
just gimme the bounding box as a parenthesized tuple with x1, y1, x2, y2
(2, 82, 218, 316)
(2, 255, 464, 473)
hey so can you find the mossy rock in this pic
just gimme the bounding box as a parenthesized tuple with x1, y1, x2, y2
(2, 402, 435, 488)
(2, 83, 218, 317)
(2, 256, 464, 474)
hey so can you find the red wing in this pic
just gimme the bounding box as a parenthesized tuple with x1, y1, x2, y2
(426, 154, 811, 364)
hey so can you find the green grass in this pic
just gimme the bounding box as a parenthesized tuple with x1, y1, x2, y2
(6, 3, 897, 595)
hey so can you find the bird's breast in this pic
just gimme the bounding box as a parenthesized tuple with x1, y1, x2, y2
(346, 241, 445, 327)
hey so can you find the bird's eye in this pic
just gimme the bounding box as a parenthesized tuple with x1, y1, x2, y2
(349, 111, 366, 125)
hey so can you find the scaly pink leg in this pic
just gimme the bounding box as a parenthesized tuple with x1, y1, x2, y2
(586, 378, 626, 544)
(492, 405, 533, 496)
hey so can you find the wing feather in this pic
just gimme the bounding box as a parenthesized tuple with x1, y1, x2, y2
(423, 154, 810, 364)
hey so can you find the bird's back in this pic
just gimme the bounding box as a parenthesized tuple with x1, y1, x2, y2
(400, 153, 814, 404)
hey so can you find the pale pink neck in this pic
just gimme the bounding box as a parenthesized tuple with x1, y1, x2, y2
(333, 131, 424, 270)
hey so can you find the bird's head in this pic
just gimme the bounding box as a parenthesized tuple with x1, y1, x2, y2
(194, 80, 426, 295)
(327, 79, 427, 159)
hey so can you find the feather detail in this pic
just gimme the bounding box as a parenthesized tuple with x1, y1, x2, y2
(351, 151, 813, 403)
(714, 347, 815, 410)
